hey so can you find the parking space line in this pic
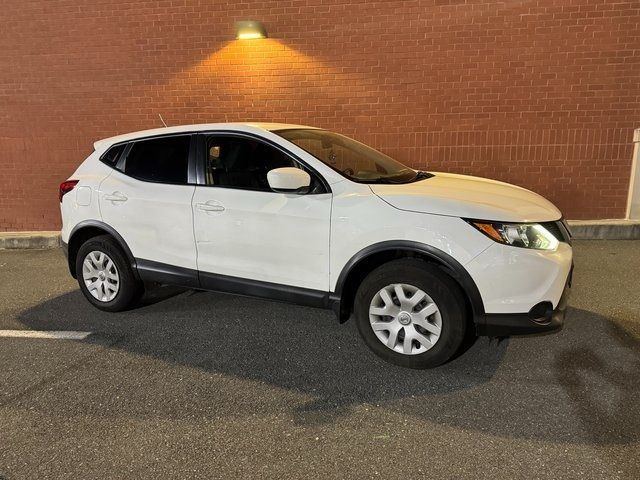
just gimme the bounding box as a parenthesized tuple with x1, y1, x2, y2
(0, 330, 92, 340)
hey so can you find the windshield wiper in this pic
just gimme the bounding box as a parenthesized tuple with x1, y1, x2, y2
(365, 171, 433, 184)
(368, 177, 408, 184)
(411, 170, 434, 181)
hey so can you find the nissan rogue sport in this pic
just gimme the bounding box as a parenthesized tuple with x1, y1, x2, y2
(59, 123, 573, 368)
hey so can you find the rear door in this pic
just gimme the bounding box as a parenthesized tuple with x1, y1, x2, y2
(99, 134, 197, 271)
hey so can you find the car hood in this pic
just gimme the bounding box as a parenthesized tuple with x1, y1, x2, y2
(370, 172, 561, 223)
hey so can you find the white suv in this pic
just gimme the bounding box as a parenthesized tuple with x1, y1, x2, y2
(60, 123, 573, 368)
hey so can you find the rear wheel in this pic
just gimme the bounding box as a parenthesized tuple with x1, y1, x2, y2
(354, 259, 467, 369)
(75, 235, 143, 312)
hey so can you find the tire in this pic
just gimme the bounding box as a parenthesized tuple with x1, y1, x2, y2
(354, 258, 467, 369)
(75, 235, 143, 312)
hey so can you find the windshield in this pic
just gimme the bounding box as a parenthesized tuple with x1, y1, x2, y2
(276, 129, 429, 184)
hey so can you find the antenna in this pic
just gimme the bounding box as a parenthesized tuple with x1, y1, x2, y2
(158, 114, 168, 128)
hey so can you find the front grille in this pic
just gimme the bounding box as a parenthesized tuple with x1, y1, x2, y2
(541, 220, 572, 244)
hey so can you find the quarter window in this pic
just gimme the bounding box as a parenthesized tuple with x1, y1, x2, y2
(100, 144, 126, 167)
(123, 136, 191, 184)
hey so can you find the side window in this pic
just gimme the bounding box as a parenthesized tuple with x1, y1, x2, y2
(204, 135, 299, 191)
(100, 144, 126, 167)
(123, 136, 191, 184)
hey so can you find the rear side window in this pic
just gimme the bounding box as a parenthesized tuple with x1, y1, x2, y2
(123, 136, 190, 184)
(100, 144, 126, 167)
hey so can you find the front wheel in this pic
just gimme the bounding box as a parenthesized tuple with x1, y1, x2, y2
(75, 235, 143, 312)
(354, 259, 467, 369)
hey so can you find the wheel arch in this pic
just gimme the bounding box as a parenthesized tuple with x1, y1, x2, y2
(66, 220, 138, 280)
(333, 241, 485, 324)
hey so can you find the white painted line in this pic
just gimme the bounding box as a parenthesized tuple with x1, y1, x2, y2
(0, 330, 91, 340)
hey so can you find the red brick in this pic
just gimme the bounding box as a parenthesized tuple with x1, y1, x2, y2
(0, 0, 639, 230)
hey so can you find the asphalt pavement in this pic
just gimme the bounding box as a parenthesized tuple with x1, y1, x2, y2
(0, 241, 639, 479)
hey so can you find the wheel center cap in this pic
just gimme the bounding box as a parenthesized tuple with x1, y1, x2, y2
(98, 271, 106, 281)
(398, 312, 412, 325)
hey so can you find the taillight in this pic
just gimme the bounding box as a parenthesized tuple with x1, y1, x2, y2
(59, 180, 79, 202)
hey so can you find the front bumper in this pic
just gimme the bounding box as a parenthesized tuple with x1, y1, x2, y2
(465, 241, 573, 314)
(477, 266, 572, 336)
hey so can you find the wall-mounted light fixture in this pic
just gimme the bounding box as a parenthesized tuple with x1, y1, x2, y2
(235, 20, 268, 40)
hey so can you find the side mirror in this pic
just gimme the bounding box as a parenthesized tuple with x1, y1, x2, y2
(267, 167, 311, 194)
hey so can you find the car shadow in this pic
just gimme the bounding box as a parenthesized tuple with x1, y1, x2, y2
(16, 287, 640, 448)
(554, 317, 640, 445)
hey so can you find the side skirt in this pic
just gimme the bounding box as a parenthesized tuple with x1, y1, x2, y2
(136, 258, 200, 289)
(135, 258, 339, 313)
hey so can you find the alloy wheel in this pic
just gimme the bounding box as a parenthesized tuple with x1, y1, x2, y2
(369, 283, 442, 355)
(82, 250, 120, 302)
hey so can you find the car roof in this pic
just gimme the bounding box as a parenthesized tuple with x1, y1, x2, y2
(93, 122, 317, 150)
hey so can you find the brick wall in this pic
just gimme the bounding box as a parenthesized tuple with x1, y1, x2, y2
(1, 0, 639, 230)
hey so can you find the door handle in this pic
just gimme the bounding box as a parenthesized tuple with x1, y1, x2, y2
(104, 191, 128, 202)
(196, 201, 225, 213)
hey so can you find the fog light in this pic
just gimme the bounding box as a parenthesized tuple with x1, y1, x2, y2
(528, 301, 553, 324)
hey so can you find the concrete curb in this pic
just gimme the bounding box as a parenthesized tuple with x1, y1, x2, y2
(567, 220, 640, 240)
(1, 221, 639, 249)
(0, 232, 61, 250)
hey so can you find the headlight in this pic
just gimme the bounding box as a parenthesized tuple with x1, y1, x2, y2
(465, 220, 559, 251)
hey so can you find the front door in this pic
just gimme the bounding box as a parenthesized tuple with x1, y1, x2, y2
(192, 134, 332, 291)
